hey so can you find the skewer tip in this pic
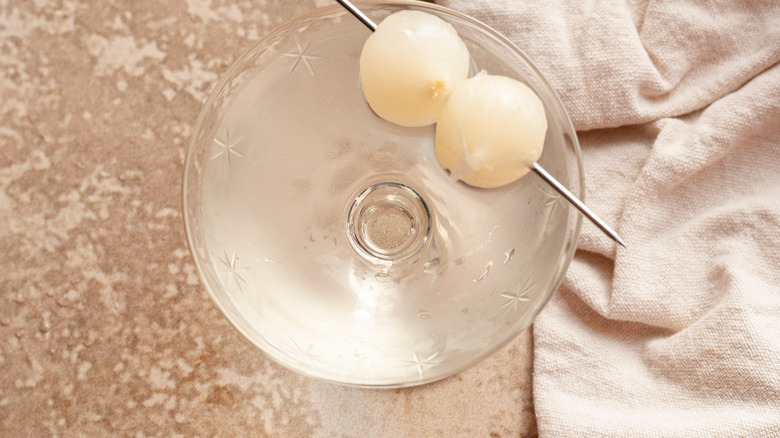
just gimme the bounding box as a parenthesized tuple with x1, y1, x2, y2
(531, 163, 625, 248)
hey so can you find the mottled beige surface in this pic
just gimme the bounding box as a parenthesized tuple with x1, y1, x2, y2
(0, 1, 536, 436)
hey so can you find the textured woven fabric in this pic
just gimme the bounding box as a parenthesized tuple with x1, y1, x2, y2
(436, 0, 780, 436)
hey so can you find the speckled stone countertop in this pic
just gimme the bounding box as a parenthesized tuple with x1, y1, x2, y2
(0, 1, 536, 436)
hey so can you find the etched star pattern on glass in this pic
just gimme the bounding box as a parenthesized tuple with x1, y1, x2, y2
(283, 35, 323, 76)
(533, 174, 565, 224)
(402, 351, 442, 378)
(211, 126, 245, 165)
(500, 277, 533, 314)
(217, 250, 248, 292)
(184, 3, 583, 387)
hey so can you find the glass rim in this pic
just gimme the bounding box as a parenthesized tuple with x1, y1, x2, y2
(182, 0, 583, 388)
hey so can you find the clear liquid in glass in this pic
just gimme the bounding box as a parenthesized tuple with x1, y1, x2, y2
(196, 8, 573, 385)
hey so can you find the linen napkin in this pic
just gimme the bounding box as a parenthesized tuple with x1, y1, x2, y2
(436, 0, 780, 436)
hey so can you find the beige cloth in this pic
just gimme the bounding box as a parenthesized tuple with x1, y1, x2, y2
(437, 0, 780, 436)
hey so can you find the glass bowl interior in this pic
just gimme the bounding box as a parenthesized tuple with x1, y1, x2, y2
(183, 1, 582, 388)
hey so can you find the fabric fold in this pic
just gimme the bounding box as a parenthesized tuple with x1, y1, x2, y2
(439, 0, 780, 130)
(437, 0, 780, 435)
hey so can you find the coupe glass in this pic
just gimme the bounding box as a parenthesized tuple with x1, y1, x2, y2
(183, 1, 582, 387)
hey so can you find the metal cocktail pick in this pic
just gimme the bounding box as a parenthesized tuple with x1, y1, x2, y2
(335, 0, 626, 247)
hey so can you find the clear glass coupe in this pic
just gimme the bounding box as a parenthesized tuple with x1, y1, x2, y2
(183, 1, 583, 387)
